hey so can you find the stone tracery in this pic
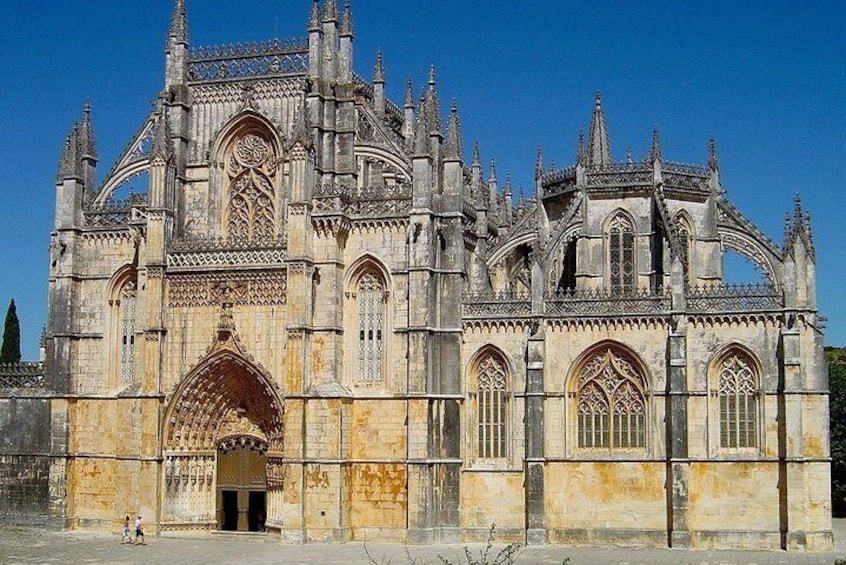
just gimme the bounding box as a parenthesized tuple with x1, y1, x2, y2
(225, 131, 278, 241)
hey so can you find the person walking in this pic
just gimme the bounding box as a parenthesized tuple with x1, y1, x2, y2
(120, 515, 132, 544)
(134, 515, 146, 545)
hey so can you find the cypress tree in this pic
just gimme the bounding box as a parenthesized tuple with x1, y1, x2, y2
(0, 299, 21, 364)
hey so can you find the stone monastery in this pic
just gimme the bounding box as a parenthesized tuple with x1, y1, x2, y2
(0, 0, 831, 551)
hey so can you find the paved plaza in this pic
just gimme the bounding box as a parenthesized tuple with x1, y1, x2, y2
(1, 522, 846, 565)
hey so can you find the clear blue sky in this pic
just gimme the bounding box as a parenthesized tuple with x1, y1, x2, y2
(1, 1, 844, 358)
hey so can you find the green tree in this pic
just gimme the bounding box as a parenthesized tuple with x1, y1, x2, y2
(0, 299, 21, 364)
(827, 347, 846, 515)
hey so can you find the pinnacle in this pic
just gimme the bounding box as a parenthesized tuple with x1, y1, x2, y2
(576, 131, 586, 165)
(340, 0, 353, 36)
(309, 0, 320, 30)
(489, 159, 497, 182)
(323, 0, 337, 21)
(79, 100, 97, 160)
(169, 0, 187, 44)
(428, 65, 436, 88)
(151, 105, 174, 160)
(373, 50, 385, 84)
(444, 100, 463, 160)
(651, 127, 662, 162)
(535, 145, 545, 179)
(404, 77, 414, 108)
(587, 92, 612, 166)
(472, 142, 481, 167)
(708, 136, 719, 171)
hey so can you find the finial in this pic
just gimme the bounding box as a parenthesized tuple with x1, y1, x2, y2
(428, 65, 437, 88)
(291, 95, 313, 149)
(151, 105, 173, 160)
(708, 136, 719, 171)
(650, 127, 662, 162)
(373, 50, 385, 84)
(504, 173, 513, 195)
(169, 0, 187, 44)
(595, 90, 602, 108)
(340, 0, 353, 36)
(550, 160, 556, 172)
(518, 185, 525, 206)
(626, 146, 633, 166)
(444, 100, 463, 160)
(489, 159, 498, 182)
(404, 76, 414, 108)
(472, 141, 481, 167)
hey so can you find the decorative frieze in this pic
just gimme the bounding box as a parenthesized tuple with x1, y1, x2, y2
(167, 271, 287, 307)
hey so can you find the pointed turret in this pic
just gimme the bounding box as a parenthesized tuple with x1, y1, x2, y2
(414, 92, 430, 157)
(165, 0, 189, 90)
(373, 50, 385, 84)
(79, 101, 98, 196)
(309, 0, 321, 30)
(535, 145, 545, 180)
(340, 1, 353, 37)
(168, 0, 187, 45)
(576, 131, 586, 166)
(650, 127, 662, 162)
(323, 0, 338, 21)
(587, 92, 612, 166)
(403, 76, 415, 145)
(373, 50, 386, 118)
(56, 127, 81, 183)
(444, 101, 463, 161)
(425, 65, 441, 135)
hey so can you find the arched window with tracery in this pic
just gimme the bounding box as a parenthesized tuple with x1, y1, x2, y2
(119, 281, 137, 383)
(476, 352, 508, 459)
(717, 350, 758, 448)
(356, 272, 386, 383)
(576, 347, 646, 449)
(225, 130, 278, 241)
(608, 213, 635, 295)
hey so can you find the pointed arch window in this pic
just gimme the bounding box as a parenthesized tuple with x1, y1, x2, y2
(356, 272, 386, 383)
(477, 353, 508, 459)
(718, 352, 758, 448)
(225, 131, 278, 241)
(576, 348, 646, 449)
(118, 281, 137, 384)
(608, 214, 635, 295)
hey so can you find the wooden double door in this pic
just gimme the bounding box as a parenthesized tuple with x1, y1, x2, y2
(216, 447, 267, 532)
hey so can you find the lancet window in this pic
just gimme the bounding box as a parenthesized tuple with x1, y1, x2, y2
(225, 131, 278, 241)
(118, 281, 137, 384)
(608, 214, 635, 294)
(576, 347, 646, 449)
(477, 353, 508, 459)
(718, 351, 758, 449)
(356, 272, 386, 383)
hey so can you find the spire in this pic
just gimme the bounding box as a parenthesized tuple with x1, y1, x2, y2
(373, 50, 385, 84)
(444, 100, 463, 160)
(309, 0, 321, 30)
(708, 136, 719, 171)
(650, 127, 662, 162)
(472, 141, 481, 168)
(489, 159, 498, 184)
(587, 91, 612, 166)
(340, 1, 353, 36)
(535, 145, 545, 180)
(168, 0, 187, 44)
(404, 76, 414, 108)
(79, 100, 97, 161)
(323, 0, 337, 21)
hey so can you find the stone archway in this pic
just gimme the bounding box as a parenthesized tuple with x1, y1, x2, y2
(162, 326, 284, 532)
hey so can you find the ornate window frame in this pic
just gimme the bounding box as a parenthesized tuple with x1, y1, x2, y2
(707, 344, 763, 457)
(106, 264, 139, 389)
(466, 346, 513, 468)
(344, 255, 391, 387)
(567, 341, 651, 458)
(605, 211, 636, 295)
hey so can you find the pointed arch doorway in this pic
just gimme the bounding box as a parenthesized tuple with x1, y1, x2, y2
(162, 328, 284, 533)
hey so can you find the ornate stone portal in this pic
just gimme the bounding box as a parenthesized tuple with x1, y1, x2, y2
(0, 0, 829, 552)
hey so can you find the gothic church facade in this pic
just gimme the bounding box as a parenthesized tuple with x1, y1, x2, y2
(0, 0, 832, 551)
